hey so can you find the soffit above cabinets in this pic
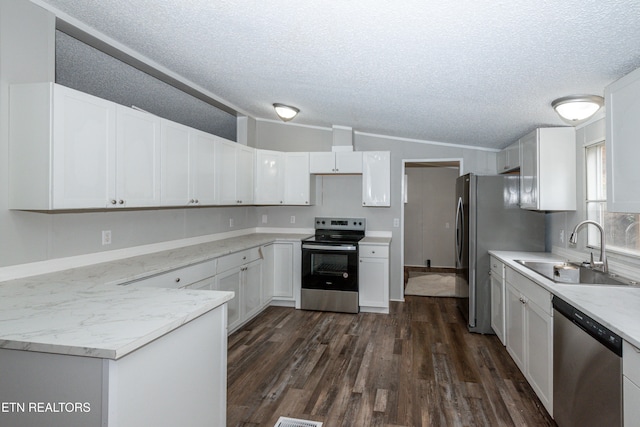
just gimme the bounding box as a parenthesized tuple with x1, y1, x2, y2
(37, 0, 640, 149)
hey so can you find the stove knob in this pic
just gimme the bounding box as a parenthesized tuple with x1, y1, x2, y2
(322, 220, 326, 225)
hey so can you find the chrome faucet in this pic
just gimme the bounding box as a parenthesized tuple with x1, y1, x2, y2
(569, 220, 608, 273)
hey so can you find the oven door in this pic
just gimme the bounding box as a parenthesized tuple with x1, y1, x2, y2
(302, 244, 358, 292)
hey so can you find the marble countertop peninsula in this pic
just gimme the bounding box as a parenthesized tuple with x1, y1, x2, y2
(490, 250, 640, 349)
(0, 232, 310, 360)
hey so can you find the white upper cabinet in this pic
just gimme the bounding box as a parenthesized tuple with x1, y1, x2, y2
(309, 151, 363, 174)
(215, 138, 254, 205)
(284, 152, 313, 205)
(254, 149, 285, 204)
(114, 106, 161, 208)
(190, 129, 218, 205)
(235, 144, 255, 205)
(255, 150, 314, 205)
(519, 127, 575, 211)
(160, 122, 217, 206)
(497, 140, 520, 174)
(10, 83, 116, 210)
(160, 120, 191, 206)
(362, 151, 391, 207)
(606, 66, 640, 213)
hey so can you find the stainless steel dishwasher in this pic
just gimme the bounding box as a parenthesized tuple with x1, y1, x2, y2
(553, 296, 623, 427)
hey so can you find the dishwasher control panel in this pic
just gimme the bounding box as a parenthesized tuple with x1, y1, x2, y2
(553, 296, 622, 356)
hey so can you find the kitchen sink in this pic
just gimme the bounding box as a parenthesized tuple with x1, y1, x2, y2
(514, 259, 639, 286)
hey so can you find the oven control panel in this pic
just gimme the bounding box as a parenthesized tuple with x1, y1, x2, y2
(315, 217, 366, 231)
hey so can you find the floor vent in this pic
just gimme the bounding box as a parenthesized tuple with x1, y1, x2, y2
(274, 416, 323, 427)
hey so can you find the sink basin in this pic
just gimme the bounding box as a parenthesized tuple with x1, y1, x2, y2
(514, 259, 639, 286)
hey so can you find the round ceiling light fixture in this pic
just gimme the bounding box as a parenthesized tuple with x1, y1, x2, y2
(551, 95, 604, 124)
(273, 103, 300, 122)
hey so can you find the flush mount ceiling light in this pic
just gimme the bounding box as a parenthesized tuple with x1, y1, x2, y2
(551, 95, 604, 124)
(273, 103, 299, 122)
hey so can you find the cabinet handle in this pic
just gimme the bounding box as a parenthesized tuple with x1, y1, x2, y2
(242, 256, 247, 260)
(175, 278, 181, 283)
(372, 250, 376, 254)
(110, 199, 117, 205)
(118, 200, 125, 205)
(194, 199, 199, 204)
(189, 199, 195, 204)
(280, 201, 283, 204)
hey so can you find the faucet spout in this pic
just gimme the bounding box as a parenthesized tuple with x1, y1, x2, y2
(569, 220, 608, 273)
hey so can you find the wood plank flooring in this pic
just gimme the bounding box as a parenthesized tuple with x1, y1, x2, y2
(227, 297, 556, 427)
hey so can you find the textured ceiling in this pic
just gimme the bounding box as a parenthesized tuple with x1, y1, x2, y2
(37, 0, 640, 149)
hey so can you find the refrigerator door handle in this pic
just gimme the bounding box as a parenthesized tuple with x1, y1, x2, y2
(455, 196, 464, 267)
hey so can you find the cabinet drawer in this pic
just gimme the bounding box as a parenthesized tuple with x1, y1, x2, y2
(217, 247, 261, 273)
(129, 259, 217, 289)
(624, 341, 640, 386)
(359, 245, 389, 258)
(506, 267, 551, 314)
(490, 257, 504, 279)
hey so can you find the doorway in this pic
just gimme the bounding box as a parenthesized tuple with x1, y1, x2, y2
(401, 159, 461, 299)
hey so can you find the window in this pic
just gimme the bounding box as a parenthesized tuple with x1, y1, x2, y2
(585, 142, 640, 256)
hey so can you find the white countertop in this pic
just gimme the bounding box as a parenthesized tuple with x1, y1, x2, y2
(490, 250, 640, 349)
(360, 236, 392, 245)
(0, 233, 310, 360)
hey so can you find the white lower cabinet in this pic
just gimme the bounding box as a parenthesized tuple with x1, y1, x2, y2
(505, 267, 553, 416)
(262, 241, 301, 307)
(215, 248, 263, 333)
(490, 256, 506, 345)
(624, 340, 640, 427)
(358, 243, 390, 313)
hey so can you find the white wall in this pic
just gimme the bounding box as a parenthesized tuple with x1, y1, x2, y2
(0, 1, 257, 267)
(404, 166, 458, 267)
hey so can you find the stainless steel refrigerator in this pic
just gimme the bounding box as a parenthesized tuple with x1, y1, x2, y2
(455, 173, 545, 334)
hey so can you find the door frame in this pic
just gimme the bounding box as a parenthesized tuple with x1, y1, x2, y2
(399, 158, 464, 301)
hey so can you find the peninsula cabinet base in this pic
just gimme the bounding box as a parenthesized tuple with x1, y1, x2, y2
(0, 305, 227, 427)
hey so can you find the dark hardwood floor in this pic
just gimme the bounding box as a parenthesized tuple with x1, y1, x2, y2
(227, 297, 556, 427)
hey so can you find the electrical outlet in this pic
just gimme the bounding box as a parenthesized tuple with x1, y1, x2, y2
(445, 222, 450, 229)
(102, 230, 112, 245)
(262, 214, 268, 224)
(290, 216, 296, 224)
(229, 218, 234, 227)
(393, 218, 400, 227)
(560, 229, 565, 243)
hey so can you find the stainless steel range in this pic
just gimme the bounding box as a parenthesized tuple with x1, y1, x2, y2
(301, 217, 366, 314)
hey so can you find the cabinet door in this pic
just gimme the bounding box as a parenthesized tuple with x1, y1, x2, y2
(606, 67, 640, 213)
(505, 284, 526, 371)
(490, 273, 505, 345)
(52, 85, 116, 209)
(235, 145, 254, 204)
(254, 149, 285, 204)
(309, 152, 335, 173)
(624, 377, 640, 427)
(336, 151, 363, 173)
(214, 138, 237, 205)
(160, 120, 191, 206)
(273, 243, 294, 298)
(114, 106, 161, 207)
(525, 300, 553, 413)
(191, 130, 217, 205)
(261, 244, 274, 304)
(358, 256, 389, 308)
(519, 131, 538, 210)
(362, 151, 391, 206)
(284, 152, 311, 205)
(215, 267, 242, 331)
(242, 259, 263, 320)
